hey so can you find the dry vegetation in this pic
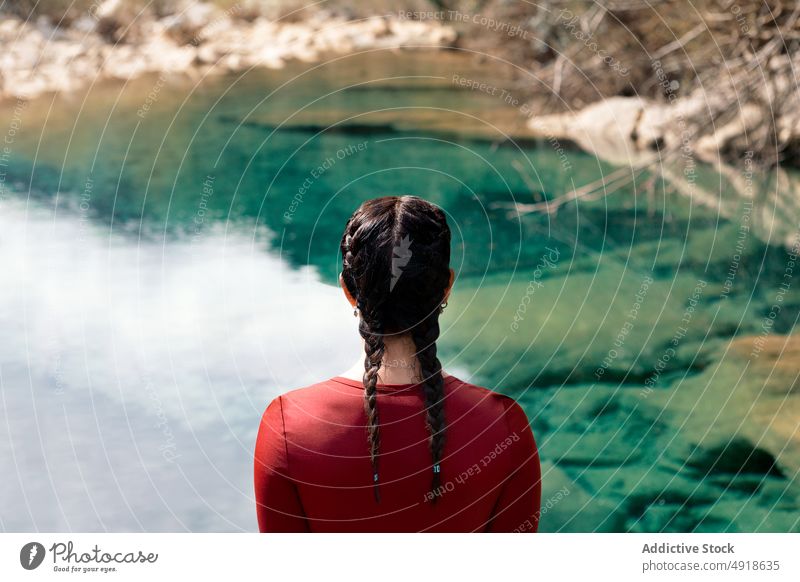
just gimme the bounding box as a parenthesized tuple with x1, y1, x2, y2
(5, 0, 799, 167)
(440, 0, 800, 167)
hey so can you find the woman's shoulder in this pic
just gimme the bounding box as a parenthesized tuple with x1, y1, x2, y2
(260, 375, 529, 427)
(260, 378, 363, 422)
(446, 376, 529, 421)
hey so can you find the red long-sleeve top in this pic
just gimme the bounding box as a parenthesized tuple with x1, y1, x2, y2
(254, 375, 541, 532)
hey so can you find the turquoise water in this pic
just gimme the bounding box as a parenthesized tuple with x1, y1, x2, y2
(1, 51, 798, 532)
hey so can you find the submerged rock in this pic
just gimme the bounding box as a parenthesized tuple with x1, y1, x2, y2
(647, 334, 800, 489)
(536, 461, 623, 532)
(503, 333, 800, 531)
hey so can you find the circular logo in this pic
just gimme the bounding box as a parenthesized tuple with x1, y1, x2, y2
(20, 542, 46, 570)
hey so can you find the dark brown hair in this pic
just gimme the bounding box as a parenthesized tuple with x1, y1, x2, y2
(340, 196, 452, 502)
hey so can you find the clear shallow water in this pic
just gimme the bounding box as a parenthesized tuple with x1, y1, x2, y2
(1, 51, 798, 532)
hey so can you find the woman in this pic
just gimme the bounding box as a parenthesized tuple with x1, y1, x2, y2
(254, 196, 541, 532)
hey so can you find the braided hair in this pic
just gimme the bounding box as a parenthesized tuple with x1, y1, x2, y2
(340, 196, 451, 503)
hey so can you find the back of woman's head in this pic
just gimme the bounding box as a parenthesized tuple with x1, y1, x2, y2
(340, 195, 451, 502)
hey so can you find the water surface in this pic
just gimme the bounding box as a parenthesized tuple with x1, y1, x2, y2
(1, 50, 798, 532)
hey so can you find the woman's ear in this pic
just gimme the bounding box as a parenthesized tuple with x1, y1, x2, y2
(340, 273, 357, 308)
(443, 268, 455, 303)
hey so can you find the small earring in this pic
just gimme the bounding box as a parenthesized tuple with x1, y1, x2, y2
(439, 301, 448, 313)
(353, 308, 359, 318)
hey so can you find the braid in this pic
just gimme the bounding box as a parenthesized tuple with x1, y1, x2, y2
(360, 314, 384, 503)
(344, 227, 387, 502)
(340, 195, 451, 505)
(412, 314, 446, 502)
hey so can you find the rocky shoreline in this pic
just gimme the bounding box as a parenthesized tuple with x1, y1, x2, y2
(0, 4, 456, 102)
(525, 94, 800, 249)
(7, 2, 795, 200)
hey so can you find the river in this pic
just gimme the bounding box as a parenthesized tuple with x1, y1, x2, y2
(1, 50, 798, 532)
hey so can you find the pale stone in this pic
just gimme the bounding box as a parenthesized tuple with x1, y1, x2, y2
(0, 5, 456, 102)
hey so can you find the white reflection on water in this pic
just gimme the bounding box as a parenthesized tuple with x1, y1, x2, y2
(0, 198, 360, 531)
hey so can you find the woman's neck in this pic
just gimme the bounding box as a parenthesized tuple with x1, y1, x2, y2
(340, 333, 445, 384)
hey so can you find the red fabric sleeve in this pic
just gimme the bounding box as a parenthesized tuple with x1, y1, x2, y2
(486, 398, 542, 533)
(254, 396, 309, 532)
